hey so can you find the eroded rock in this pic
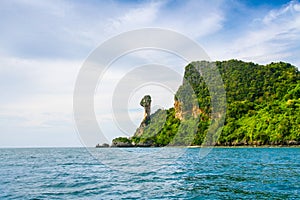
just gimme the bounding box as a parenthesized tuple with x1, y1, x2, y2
(140, 95, 151, 123)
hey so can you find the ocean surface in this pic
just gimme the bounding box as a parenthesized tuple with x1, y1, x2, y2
(0, 147, 300, 199)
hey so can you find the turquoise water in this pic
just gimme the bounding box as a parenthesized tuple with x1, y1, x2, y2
(0, 148, 299, 199)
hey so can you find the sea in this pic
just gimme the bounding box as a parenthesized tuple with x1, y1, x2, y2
(0, 147, 299, 199)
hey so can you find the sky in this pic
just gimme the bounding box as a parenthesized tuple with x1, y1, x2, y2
(0, 0, 300, 147)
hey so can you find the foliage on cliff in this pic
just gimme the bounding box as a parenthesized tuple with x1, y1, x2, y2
(192, 60, 300, 145)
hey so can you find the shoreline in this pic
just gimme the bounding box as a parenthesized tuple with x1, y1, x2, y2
(187, 145, 300, 148)
(97, 144, 300, 148)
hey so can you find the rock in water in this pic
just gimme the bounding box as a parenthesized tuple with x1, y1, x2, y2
(95, 143, 110, 148)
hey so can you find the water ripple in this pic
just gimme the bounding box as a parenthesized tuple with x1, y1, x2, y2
(0, 148, 299, 199)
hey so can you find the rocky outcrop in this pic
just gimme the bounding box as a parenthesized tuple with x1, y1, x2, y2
(111, 137, 134, 147)
(110, 137, 155, 147)
(134, 123, 146, 137)
(140, 95, 151, 123)
(110, 95, 154, 147)
(134, 95, 152, 137)
(135, 139, 153, 147)
(95, 143, 109, 148)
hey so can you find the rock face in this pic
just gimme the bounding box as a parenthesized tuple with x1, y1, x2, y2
(192, 105, 203, 118)
(135, 95, 152, 137)
(174, 99, 183, 120)
(140, 95, 151, 123)
(174, 99, 202, 120)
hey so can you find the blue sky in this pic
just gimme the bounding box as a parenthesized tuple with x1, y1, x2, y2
(0, 0, 299, 147)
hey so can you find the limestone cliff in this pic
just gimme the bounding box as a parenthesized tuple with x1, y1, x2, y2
(109, 60, 300, 147)
(174, 99, 183, 120)
(134, 95, 152, 137)
(174, 99, 202, 120)
(140, 95, 151, 124)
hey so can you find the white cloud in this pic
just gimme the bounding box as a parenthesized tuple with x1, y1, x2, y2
(159, 0, 225, 38)
(0, 0, 134, 59)
(0, 94, 73, 128)
(0, 55, 83, 146)
(207, 1, 300, 67)
(0, 55, 81, 96)
(0, 92, 82, 147)
(108, 1, 162, 31)
(108, 0, 225, 39)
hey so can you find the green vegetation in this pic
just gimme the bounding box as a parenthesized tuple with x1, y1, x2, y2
(112, 60, 300, 147)
(132, 108, 181, 146)
(218, 60, 300, 145)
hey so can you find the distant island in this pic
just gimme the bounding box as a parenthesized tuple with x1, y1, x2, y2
(97, 60, 300, 148)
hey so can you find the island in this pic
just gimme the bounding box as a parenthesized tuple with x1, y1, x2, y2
(101, 60, 300, 148)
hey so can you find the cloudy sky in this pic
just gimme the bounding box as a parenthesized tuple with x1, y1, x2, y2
(1, 0, 300, 147)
